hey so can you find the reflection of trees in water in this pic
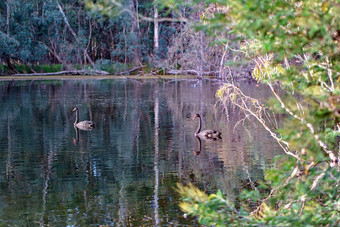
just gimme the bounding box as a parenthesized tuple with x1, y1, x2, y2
(0, 79, 282, 225)
(161, 79, 282, 197)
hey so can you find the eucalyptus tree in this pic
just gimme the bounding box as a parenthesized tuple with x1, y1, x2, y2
(85, 0, 182, 68)
(0, 0, 108, 72)
(0, 0, 47, 72)
(0, 0, 77, 70)
(0, 0, 183, 73)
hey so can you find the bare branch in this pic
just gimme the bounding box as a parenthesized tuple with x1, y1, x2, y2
(310, 170, 326, 190)
(267, 82, 339, 167)
(218, 83, 300, 160)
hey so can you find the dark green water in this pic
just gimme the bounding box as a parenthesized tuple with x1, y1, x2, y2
(0, 79, 281, 226)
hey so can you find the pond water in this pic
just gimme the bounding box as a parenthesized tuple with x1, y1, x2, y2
(0, 78, 282, 226)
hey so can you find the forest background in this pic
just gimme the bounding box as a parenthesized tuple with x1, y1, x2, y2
(0, 0, 249, 79)
(1, 0, 340, 225)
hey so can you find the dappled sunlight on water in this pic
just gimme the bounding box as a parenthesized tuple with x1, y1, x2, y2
(0, 78, 282, 225)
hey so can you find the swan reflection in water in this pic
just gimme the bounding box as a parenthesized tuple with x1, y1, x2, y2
(193, 136, 202, 155)
(73, 126, 79, 145)
(193, 135, 222, 156)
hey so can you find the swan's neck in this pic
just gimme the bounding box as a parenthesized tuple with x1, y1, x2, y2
(74, 110, 79, 125)
(195, 116, 202, 134)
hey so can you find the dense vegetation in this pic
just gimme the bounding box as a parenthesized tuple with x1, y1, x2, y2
(0, 0, 176, 74)
(172, 0, 340, 226)
(1, 0, 243, 77)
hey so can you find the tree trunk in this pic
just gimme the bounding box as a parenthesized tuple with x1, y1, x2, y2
(129, 0, 141, 66)
(123, 26, 128, 71)
(56, 0, 96, 68)
(85, 19, 93, 69)
(44, 42, 72, 70)
(154, 4, 159, 55)
(219, 45, 228, 80)
(198, 31, 204, 79)
(6, 0, 10, 35)
(6, 56, 17, 73)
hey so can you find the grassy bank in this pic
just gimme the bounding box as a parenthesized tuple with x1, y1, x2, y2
(0, 64, 64, 74)
(0, 62, 146, 75)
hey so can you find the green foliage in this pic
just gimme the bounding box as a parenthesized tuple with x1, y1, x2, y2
(177, 184, 253, 226)
(1, 0, 171, 73)
(0, 0, 181, 74)
(178, 163, 340, 226)
(168, 0, 340, 226)
(95, 59, 126, 74)
(85, 0, 176, 62)
(0, 32, 20, 58)
(0, 64, 63, 74)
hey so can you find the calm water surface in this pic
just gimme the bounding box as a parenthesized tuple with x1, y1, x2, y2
(0, 79, 282, 226)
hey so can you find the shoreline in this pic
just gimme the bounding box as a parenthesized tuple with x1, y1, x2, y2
(0, 74, 199, 81)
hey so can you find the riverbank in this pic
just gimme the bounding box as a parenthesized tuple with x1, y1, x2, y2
(1, 63, 254, 81)
(0, 74, 200, 81)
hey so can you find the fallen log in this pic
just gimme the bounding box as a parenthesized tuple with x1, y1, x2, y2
(116, 65, 147, 75)
(13, 69, 109, 76)
(166, 69, 219, 76)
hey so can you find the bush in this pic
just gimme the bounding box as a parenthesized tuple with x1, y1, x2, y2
(174, 0, 340, 225)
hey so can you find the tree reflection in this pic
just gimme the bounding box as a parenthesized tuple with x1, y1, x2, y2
(154, 84, 160, 226)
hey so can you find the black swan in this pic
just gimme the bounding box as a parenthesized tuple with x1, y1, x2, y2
(193, 114, 221, 140)
(73, 107, 95, 131)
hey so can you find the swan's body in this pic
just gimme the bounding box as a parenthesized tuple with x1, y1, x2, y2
(73, 107, 95, 131)
(193, 114, 221, 140)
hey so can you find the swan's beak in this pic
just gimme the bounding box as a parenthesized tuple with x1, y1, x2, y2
(193, 115, 197, 119)
(72, 108, 77, 112)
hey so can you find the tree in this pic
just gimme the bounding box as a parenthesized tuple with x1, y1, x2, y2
(174, 0, 340, 225)
(6, 0, 10, 35)
(0, 0, 187, 74)
(153, 4, 159, 55)
(85, 0, 187, 71)
(0, 0, 91, 71)
(55, 0, 95, 68)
